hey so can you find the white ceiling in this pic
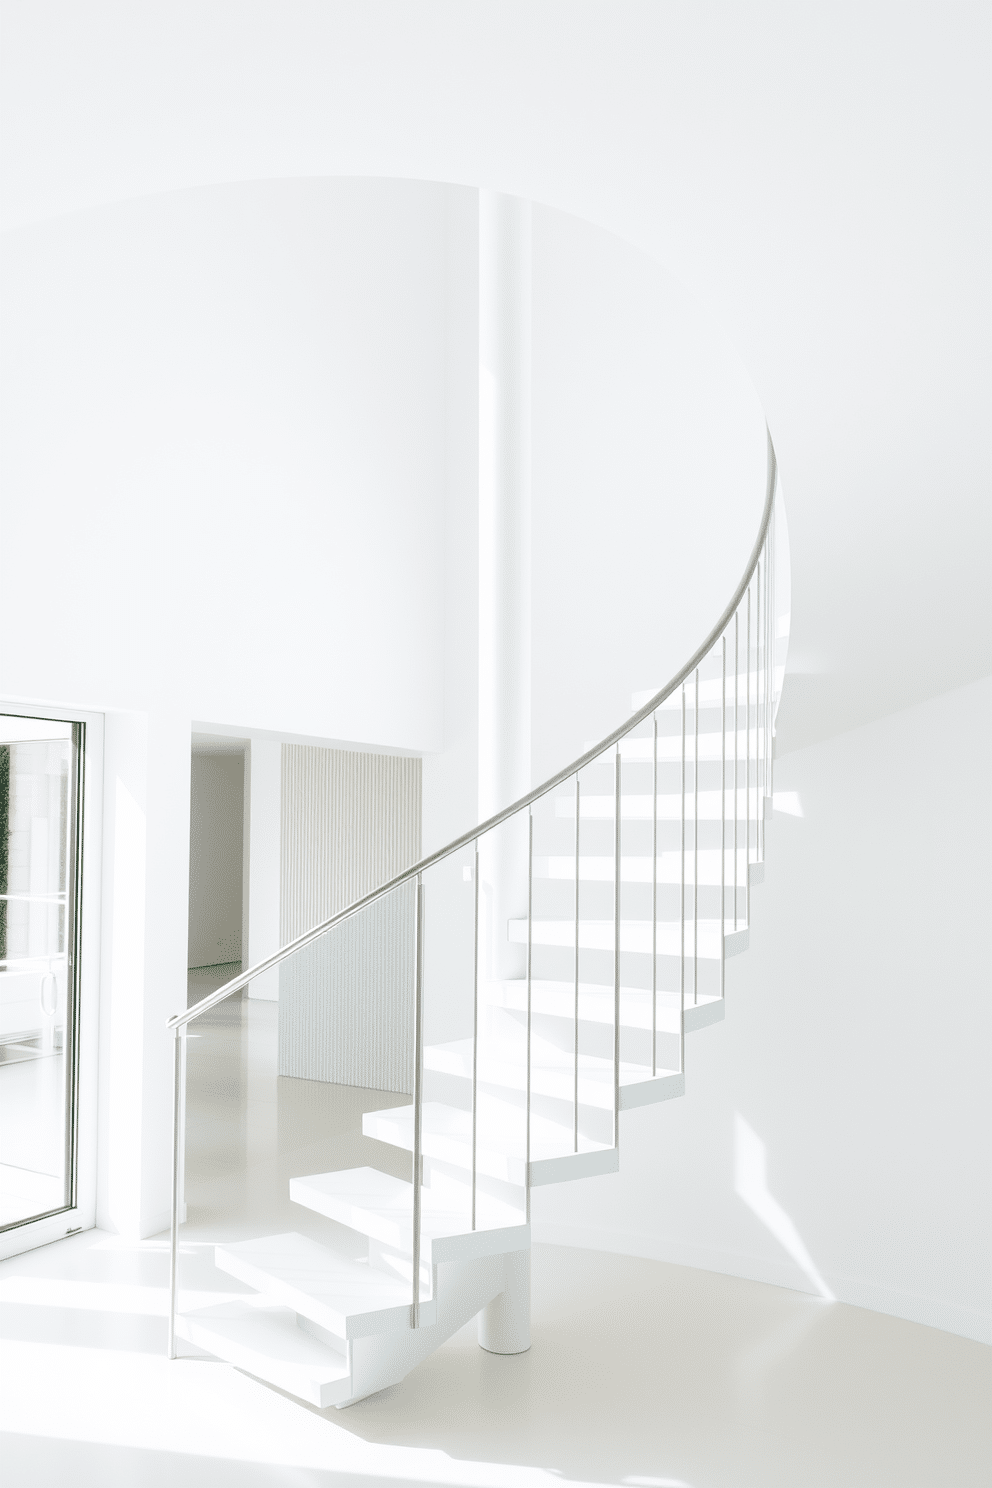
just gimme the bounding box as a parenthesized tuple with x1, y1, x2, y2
(2, 2, 988, 752)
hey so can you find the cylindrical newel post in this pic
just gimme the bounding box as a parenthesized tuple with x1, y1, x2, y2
(478, 1249, 531, 1355)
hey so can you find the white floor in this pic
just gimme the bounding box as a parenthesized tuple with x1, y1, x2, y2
(0, 979, 987, 1487)
(1, 1230, 988, 1488)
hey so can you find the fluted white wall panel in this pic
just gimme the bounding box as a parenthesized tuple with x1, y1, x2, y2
(278, 747, 421, 1093)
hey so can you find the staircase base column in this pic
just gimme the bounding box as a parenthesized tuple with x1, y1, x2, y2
(478, 1248, 530, 1354)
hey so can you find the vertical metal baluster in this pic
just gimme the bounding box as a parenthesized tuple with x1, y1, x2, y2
(526, 810, 534, 1221)
(767, 547, 771, 844)
(767, 547, 773, 851)
(767, 537, 773, 834)
(613, 749, 622, 1148)
(167, 1026, 183, 1361)
(772, 512, 777, 793)
(746, 586, 752, 926)
(693, 666, 699, 1006)
(768, 516, 775, 807)
(680, 688, 686, 1075)
(411, 876, 424, 1327)
(177, 1029, 187, 1230)
(721, 635, 726, 1002)
(756, 559, 763, 862)
(734, 612, 739, 931)
(573, 773, 580, 1153)
(471, 842, 480, 1232)
(767, 550, 773, 851)
(652, 714, 658, 1078)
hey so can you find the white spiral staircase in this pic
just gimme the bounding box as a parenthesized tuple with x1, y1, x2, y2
(167, 439, 787, 1408)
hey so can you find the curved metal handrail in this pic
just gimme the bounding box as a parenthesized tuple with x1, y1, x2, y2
(169, 429, 777, 1033)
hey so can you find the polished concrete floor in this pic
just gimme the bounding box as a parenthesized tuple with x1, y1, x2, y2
(1, 1231, 988, 1488)
(0, 981, 988, 1487)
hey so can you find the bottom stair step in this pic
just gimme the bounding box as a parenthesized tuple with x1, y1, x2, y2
(176, 1297, 352, 1409)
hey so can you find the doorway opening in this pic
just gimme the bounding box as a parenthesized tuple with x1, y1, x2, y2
(188, 738, 246, 1009)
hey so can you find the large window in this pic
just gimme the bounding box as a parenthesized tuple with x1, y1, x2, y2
(0, 715, 84, 1232)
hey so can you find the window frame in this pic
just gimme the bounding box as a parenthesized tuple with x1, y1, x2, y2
(0, 700, 103, 1260)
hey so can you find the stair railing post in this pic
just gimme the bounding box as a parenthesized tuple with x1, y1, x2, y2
(746, 586, 752, 926)
(768, 510, 775, 809)
(767, 547, 773, 857)
(167, 1024, 183, 1361)
(721, 635, 727, 1001)
(651, 714, 658, 1078)
(573, 773, 580, 1153)
(526, 810, 533, 1219)
(679, 689, 686, 1075)
(734, 611, 739, 931)
(693, 666, 699, 1006)
(613, 748, 621, 1148)
(411, 875, 424, 1328)
(767, 526, 773, 824)
(773, 509, 778, 788)
(756, 559, 763, 864)
(471, 842, 479, 1232)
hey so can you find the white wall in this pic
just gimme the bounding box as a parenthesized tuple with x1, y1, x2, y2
(531, 205, 768, 778)
(277, 745, 420, 1090)
(187, 751, 244, 968)
(0, 177, 450, 749)
(534, 676, 992, 1344)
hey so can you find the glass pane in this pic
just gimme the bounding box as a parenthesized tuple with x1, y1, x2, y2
(0, 714, 78, 1229)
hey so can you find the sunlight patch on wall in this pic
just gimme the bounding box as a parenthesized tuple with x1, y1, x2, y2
(734, 1113, 833, 1300)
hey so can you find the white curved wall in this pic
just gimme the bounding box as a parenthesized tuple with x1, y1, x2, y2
(0, 177, 451, 750)
(535, 676, 992, 1344)
(531, 204, 768, 778)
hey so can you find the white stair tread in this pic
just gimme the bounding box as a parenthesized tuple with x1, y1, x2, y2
(365, 1099, 612, 1170)
(489, 978, 722, 1032)
(556, 789, 766, 821)
(176, 1297, 351, 1410)
(425, 1036, 679, 1108)
(215, 1231, 417, 1340)
(535, 850, 758, 886)
(508, 918, 748, 958)
(632, 668, 784, 711)
(289, 1165, 527, 1259)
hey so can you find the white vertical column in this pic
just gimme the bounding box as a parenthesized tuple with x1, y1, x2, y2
(478, 191, 532, 983)
(98, 709, 191, 1239)
(244, 739, 281, 1000)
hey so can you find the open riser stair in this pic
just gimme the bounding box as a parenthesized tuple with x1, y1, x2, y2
(168, 446, 787, 1409)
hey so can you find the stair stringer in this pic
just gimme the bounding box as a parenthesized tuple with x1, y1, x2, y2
(330, 1245, 525, 1407)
